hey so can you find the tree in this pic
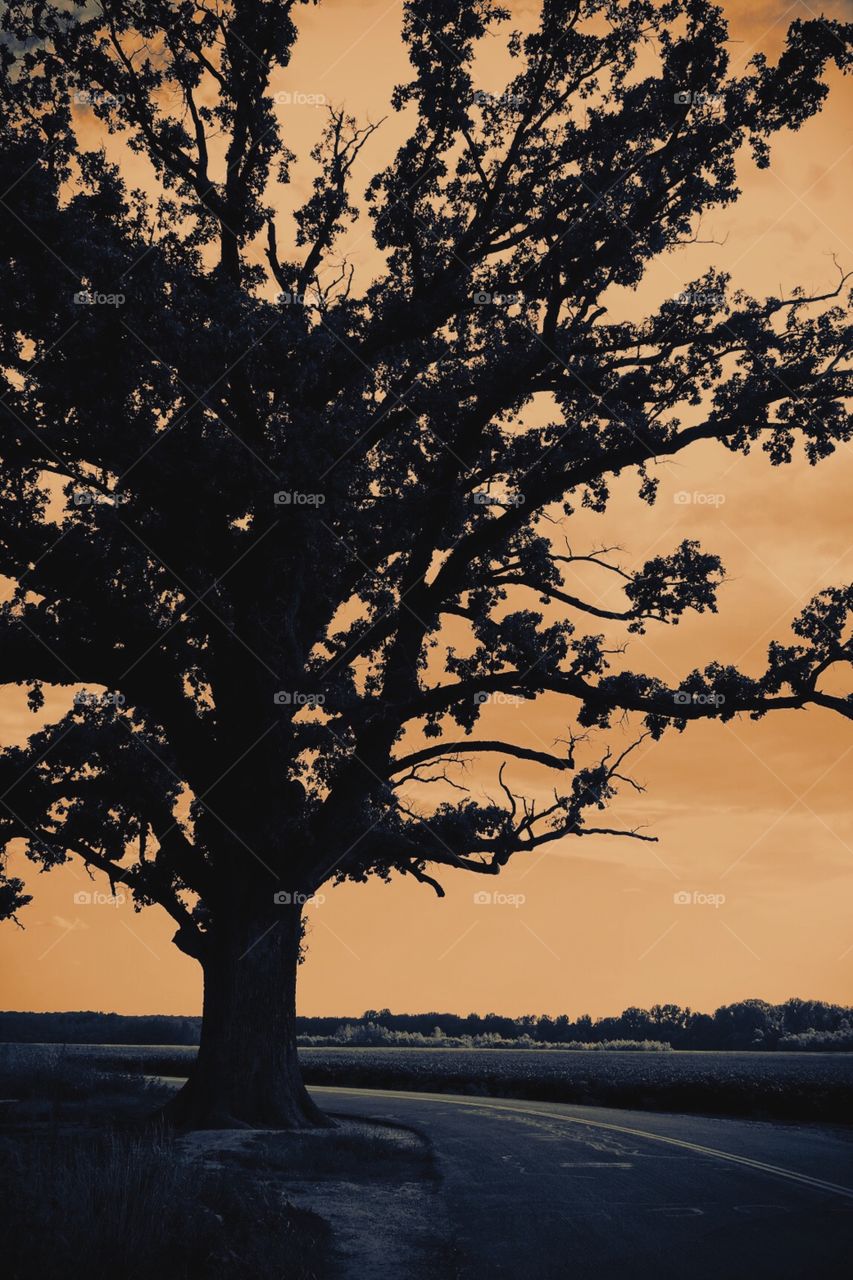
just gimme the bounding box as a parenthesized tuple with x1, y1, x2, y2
(573, 1015, 595, 1043)
(712, 998, 781, 1049)
(0, 0, 851, 1127)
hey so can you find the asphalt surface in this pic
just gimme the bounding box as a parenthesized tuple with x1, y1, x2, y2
(311, 1086, 853, 1279)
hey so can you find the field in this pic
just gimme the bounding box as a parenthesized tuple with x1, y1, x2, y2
(6, 1043, 852, 1124)
(299, 1047, 853, 1123)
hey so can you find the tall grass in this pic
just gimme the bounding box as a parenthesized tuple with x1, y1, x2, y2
(0, 1042, 105, 1098)
(0, 1128, 329, 1280)
(0, 1042, 172, 1125)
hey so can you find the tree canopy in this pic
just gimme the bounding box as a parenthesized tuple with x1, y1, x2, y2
(1, 0, 851, 957)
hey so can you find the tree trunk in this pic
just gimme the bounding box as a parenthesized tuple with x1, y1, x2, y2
(164, 900, 332, 1129)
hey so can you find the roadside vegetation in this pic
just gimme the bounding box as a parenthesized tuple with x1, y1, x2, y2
(0, 1043, 171, 1125)
(0, 1050, 449, 1280)
(0, 1128, 329, 1280)
(0, 1051, 331, 1280)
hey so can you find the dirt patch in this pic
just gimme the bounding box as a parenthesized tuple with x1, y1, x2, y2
(184, 1117, 458, 1279)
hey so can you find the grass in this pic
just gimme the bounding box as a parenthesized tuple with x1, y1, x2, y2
(0, 1047, 448, 1280)
(0, 1048, 332, 1279)
(0, 1127, 330, 1280)
(0, 1042, 173, 1124)
(218, 1118, 433, 1183)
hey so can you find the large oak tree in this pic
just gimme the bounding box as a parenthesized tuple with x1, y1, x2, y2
(0, 0, 851, 1126)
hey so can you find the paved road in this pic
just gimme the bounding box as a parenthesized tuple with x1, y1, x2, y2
(311, 1086, 853, 1279)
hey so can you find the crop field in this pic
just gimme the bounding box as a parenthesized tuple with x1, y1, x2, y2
(4, 1043, 851, 1124)
(297, 1047, 853, 1123)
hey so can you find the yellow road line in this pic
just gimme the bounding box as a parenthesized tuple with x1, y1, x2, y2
(311, 1086, 853, 1200)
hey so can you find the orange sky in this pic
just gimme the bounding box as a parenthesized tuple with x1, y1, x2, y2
(1, 0, 852, 1018)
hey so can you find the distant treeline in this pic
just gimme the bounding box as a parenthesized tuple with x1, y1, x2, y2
(2, 999, 852, 1050)
(0, 1011, 202, 1045)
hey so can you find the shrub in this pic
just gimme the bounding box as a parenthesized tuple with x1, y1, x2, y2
(296, 1023, 672, 1050)
(777, 1025, 853, 1051)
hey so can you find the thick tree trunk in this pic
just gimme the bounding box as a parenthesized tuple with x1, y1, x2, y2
(164, 900, 331, 1129)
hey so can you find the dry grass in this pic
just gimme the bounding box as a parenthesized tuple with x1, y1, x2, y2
(0, 1127, 331, 1280)
(214, 1117, 433, 1183)
(0, 1043, 172, 1124)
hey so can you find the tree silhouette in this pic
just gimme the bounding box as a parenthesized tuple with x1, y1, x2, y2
(0, 0, 851, 1126)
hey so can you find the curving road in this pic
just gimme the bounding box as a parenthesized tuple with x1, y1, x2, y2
(311, 1086, 853, 1279)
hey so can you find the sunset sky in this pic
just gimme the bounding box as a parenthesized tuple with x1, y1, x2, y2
(1, 0, 851, 1019)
